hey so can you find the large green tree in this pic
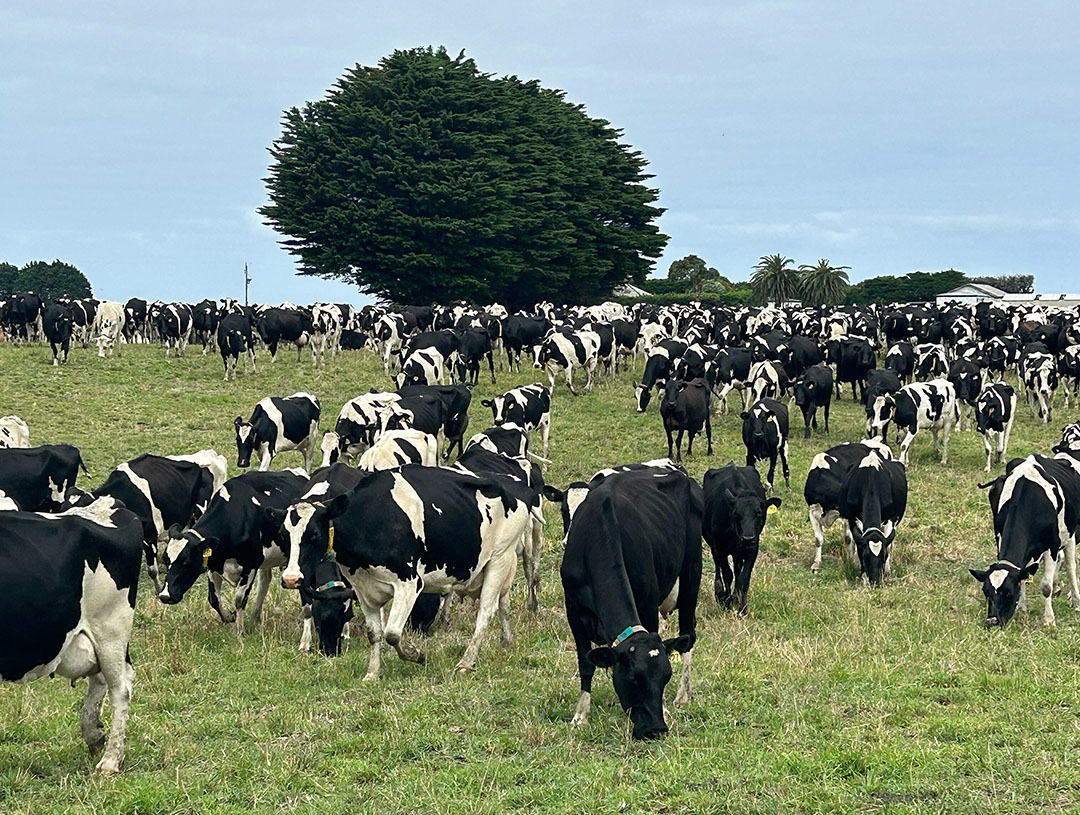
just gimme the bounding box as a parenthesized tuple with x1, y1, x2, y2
(846, 269, 966, 304)
(667, 254, 720, 296)
(0, 260, 92, 299)
(798, 258, 850, 306)
(260, 47, 668, 307)
(0, 263, 17, 298)
(750, 254, 800, 304)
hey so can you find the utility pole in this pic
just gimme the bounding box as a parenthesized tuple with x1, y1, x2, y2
(244, 263, 252, 307)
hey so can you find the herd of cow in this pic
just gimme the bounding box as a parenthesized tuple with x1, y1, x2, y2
(4, 294, 1080, 770)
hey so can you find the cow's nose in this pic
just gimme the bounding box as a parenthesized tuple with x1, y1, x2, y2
(533, 362, 542, 369)
(985, 616, 1000, 628)
(282, 571, 302, 590)
(158, 588, 174, 604)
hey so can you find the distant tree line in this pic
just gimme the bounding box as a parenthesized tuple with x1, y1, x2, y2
(0, 260, 93, 300)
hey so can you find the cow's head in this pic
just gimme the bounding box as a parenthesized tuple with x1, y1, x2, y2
(849, 516, 896, 586)
(541, 481, 590, 538)
(234, 416, 256, 468)
(281, 496, 349, 593)
(730, 489, 780, 546)
(741, 405, 776, 451)
(634, 382, 658, 412)
(1052, 421, 1080, 455)
(793, 379, 812, 409)
(867, 394, 895, 439)
(661, 378, 685, 412)
(969, 561, 1037, 627)
(587, 630, 693, 740)
(320, 431, 341, 467)
(304, 559, 355, 657)
(158, 527, 217, 604)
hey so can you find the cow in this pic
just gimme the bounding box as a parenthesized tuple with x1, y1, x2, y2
(971, 455, 1080, 627)
(357, 429, 439, 471)
(257, 307, 312, 362)
(0, 498, 142, 772)
(914, 343, 948, 381)
(156, 303, 193, 358)
(482, 384, 552, 457)
(805, 439, 907, 584)
(635, 339, 687, 412)
(713, 347, 754, 414)
(793, 364, 833, 440)
(777, 335, 823, 381)
(235, 392, 321, 471)
(372, 313, 409, 373)
(279, 465, 538, 677)
(659, 378, 713, 464)
(832, 336, 876, 401)
(974, 383, 1016, 472)
(43, 301, 74, 365)
(217, 312, 256, 381)
(1058, 345, 1080, 409)
(534, 329, 601, 394)
(464, 424, 531, 458)
(884, 341, 915, 385)
(864, 368, 901, 439)
(123, 297, 148, 342)
(741, 398, 791, 492)
(560, 466, 700, 740)
(396, 383, 474, 460)
(892, 379, 959, 466)
(702, 463, 780, 615)
(612, 318, 640, 372)
(948, 358, 984, 431)
(503, 315, 549, 372)
(1021, 351, 1057, 424)
(747, 359, 787, 404)
(93, 301, 126, 358)
(0, 415, 30, 449)
(340, 329, 371, 351)
(159, 468, 310, 633)
(309, 304, 342, 369)
(379, 394, 447, 451)
(0, 444, 91, 511)
(986, 335, 1019, 382)
(452, 328, 495, 385)
(320, 392, 401, 466)
(192, 298, 219, 353)
(70, 297, 98, 347)
(395, 347, 446, 389)
(4, 291, 43, 342)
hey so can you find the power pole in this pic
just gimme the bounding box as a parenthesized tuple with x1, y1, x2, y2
(244, 263, 252, 307)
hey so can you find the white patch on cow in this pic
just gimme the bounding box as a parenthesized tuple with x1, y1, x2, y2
(237, 425, 252, 444)
(432, 504, 443, 515)
(565, 486, 591, 522)
(165, 535, 188, 564)
(49, 477, 67, 505)
(117, 462, 163, 536)
(810, 452, 834, 471)
(989, 568, 1008, 589)
(648, 648, 661, 658)
(859, 453, 883, 469)
(868, 540, 883, 557)
(217, 485, 231, 502)
(389, 473, 426, 540)
(251, 496, 261, 506)
(302, 480, 331, 500)
(0, 493, 17, 511)
(999, 457, 1059, 509)
(256, 397, 285, 451)
(282, 502, 317, 583)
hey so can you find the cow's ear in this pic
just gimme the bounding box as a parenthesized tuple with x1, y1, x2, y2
(262, 506, 287, 532)
(587, 646, 617, 668)
(234, 416, 243, 427)
(663, 634, 694, 654)
(1021, 562, 1039, 579)
(541, 485, 564, 503)
(167, 522, 183, 539)
(324, 493, 350, 519)
(740, 412, 750, 420)
(480, 399, 492, 407)
(766, 497, 782, 512)
(968, 568, 989, 582)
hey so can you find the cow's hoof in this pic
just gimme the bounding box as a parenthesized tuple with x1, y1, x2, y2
(95, 757, 121, 775)
(571, 712, 588, 728)
(454, 662, 475, 674)
(674, 690, 690, 706)
(86, 734, 106, 756)
(810, 562, 822, 574)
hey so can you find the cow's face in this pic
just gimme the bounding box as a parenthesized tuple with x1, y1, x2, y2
(731, 492, 780, 543)
(850, 518, 895, 586)
(481, 396, 507, 425)
(634, 383, 654, 412)
(661, 379, 684, 411)
(867, 394, 895, 438)
(793, 381, 811, 408)
(235, 417, 256, 468)
(533, 342, 547, 369)
(281, 496, 349, 591)
(970, 563, 1034, 627)
(159, 529, 216, 604)
(588, 631, 692, 740)
(308, 561, 355, 657)
(320, 431, 341, 467)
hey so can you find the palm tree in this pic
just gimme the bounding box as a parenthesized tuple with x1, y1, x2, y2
(798, 259, 851, 306)
(750, 254, 800, 304)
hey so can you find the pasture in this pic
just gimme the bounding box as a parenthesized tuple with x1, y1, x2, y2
(2, 342, 1079, 814)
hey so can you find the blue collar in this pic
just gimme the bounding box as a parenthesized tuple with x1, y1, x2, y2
(612, 625, 647, 647)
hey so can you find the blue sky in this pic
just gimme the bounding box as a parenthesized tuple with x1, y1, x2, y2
(2, 1, 1077, 304)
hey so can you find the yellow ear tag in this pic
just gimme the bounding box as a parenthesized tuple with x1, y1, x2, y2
(202, 548, 213, 567)
(767, 504, 778, 515)
(327, 526, 335, 554)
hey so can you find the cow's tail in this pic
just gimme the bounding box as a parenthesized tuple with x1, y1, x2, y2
(78, 453, 92, 478)
(527, 451, 552, 464)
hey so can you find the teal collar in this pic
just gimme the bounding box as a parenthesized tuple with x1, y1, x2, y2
(612, 625, 647, 647)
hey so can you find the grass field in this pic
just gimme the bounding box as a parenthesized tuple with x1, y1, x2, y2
(3, 341, 1080, 814)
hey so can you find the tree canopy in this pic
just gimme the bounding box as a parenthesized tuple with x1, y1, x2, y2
(667, 254, 720, 296)
(750, 254, 800, 304)
(260, 47, 668, 308)
(798, 259, 850, 306)
(845, 269, 965, 305)
(0, 260, 93, 299)
(968, 274, 1035, 294)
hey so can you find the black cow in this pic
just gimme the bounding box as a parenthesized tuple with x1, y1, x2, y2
(503, 315, 549, 372)
(257, 307, 312, 362)
(235, 392, 321, 471)
(43, 301, 74, 365)
(971, 455, 1080, 627)
(805, 439, 907, 584)
(279, 465, 537, 677)
(379, 393, 447, 448)
(832, 336, 876, 401)
(948, 358, 984, 431)
(612, 319, 640, 372)
(192, 298, 220, 353)
(0, 499, 142, 772)
(741, 398, 790, 492)
(986, 336, 1019, 382)
(6, 291, 44, 342)
(159, 469, 309, 632)
(452, 328, 495, 385)
(482, 384, 552, 457)
(340, 329, 370, 351)
(0, 444, 91, 511)
(560, 466, 701, 740)
(660, 378, 713, 463)
(217, 312, 256, 381)
(702, 463, 780, 614)
(778, 335, 823, 380)
(397, 383, 474, 459)
(793, 364, 833, 439)
(884, 341, 915, 385)
(974, 383, 1016, 472)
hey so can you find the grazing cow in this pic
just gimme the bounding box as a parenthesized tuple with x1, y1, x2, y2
(948, 358, 984, 431)
(741, 398, 791, 491)
(43, 301, 74, 365)
(635, 339, 687, 412)
(534, 329, 601, 394)
(464, 423, 531, 458)
(713, 347, 754, 414)
(156, 303, 193, 358)
(192, 299, 219, 353)
(395, 347, 446, 389)
(235, 392, 321, 471)
(864, 368, 902, 439)
(217, 312, 256, 381)
(0, 499, 142, 772)
(482, 384, 552, 457)
(915, 343, 948, 381)
(503, 315, 549, 372)
(971, 455, 1080, 627)
(452, 328, 495, 385)
(320, 392, 401, 466)
(279, 465, 538, 677)
(660, 378, 713, 463)
(0, 444, 91, 511)
(61, 453, 220, 592)
(396, 383, 474, 460)
(357, 429, 439, 471)
(159, 469, 309, 632)
(702, 463, 780, 614)
(975, 383, 1016, 472)
(93, 301, 126, 358)
(793, 364, 833, 439)
(0, 415, 30, 449)
(747, 359, 787, 404)
(892, 379, 959, 466)
(1021, 351, 1057, 424)
(884, 341, 915, 385)
(805, 439, 907, 583)
(257, 307, 312, 362)
(560, 466, 701, 740)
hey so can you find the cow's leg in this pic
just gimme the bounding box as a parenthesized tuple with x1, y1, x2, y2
(248, 565, 273, 624)
(456, 551, 516, 672)
(842, 523, 857, 569)
(717, 383, 731, 414)
(1041, 548, 1060, 626)
(207, 572, 235, 624)
(899, 429, 916, 466)
(677, 428, 687, 462)
(941, 420, 951, 465)
(360, 599, 386, 681)
(1064, 534, 1080, 611)
(765, 453, 777, 493)
(299, 603, 313, 652)
(705, 412, 713, 455)
(714, 551, 733, 607)
(734, 544, 758, 616)
(94, 645, 135, 774)
(983, 432, 994, 472)
(383, 580, 426, 665)
(498, 586, 513, 648)
(232, 568, 259, 635)
(564, 366, 578, 396)
(79, 672, 109, 757)
(258, 443, 273, 472)
(487, 351, 496, 384)
(810, 504, 827, 573)
(526, 518, 543, 613)
(780, 439, 791, 490)
(666, 426, 675, 461)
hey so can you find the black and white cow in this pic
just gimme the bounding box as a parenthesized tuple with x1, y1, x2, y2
(43, 301, 74, 365)
(378, 394, 447, 451)
(452, 328, 496, 385)
(741, 398, 790, 492)
(217, 312, 256, 381)
(257, 307, 312, 363)
(560, 466, 700, 740)
(793, 364, 833, 440)
(70, 297, 97, 347)
(357, 429, 439, 471)
(396, 383, 474, 460)
(702, 463, 780, 615)
(971, 454, 1080, 627)
(805, 439, 907, 584)
(0, 498, 142, 772)
(502, 315, 549, 372)
(157, 303, 193, 358)
(481, 384, 552, 458)
(279, 465, 538, 677)
(1058, 345, 1080, 409)
(634, 339, 688, 412)
(747, 359, 787, 404)
(320, 392, 401, 466)
(0, 444, 91, 511)
(1021, 351, 1057, 424)
(0, 415, 29, 449)
(464, 423, 531, 458)
(373, 313, 409, 373)
(974, 383, 1016, 472)
(713, 347, 753, 414)
(892, 379, 959, 466)
(235, 392, 320, 471)
(534, 329, 601, 394)
(394, 347, 446, 389)
(159, 468, 310, 632)
(192, 298, 219, 354)
(914, 343, 948, 381)
(948, 358, 984, 431)
(986, 335, 1019, 382)
(659, 378, 713, 463)
(864, 368, 902, 439)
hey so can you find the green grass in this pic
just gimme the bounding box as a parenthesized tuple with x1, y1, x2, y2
(2, 342, 1079, 814)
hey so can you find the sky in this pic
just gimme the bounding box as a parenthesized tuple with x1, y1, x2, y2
(2, 1, 1077, 304)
